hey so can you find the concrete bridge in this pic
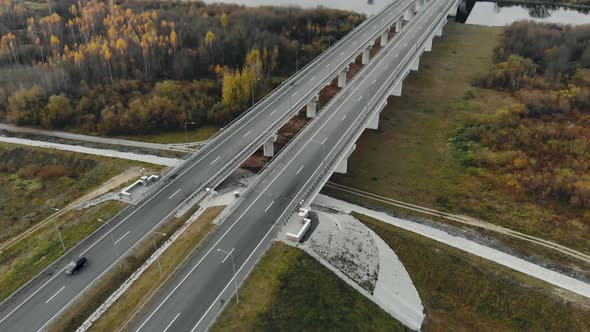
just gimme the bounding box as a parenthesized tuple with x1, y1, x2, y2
(129, 0, 461, 331)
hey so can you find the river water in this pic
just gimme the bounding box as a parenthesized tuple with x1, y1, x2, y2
(202, 0, 590, 26)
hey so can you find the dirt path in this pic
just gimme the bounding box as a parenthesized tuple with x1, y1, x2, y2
(325, 182, 590, 265)
(0, 167, 148, 252)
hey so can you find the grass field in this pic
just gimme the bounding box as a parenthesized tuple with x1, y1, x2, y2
(212, 242, 405, 332)
(0, 201, 125, 302)
(0, 142, 142, 243)
(356, 213, 590, 331)
(329, 22, 589, 253)
(122, 125, 220, 144)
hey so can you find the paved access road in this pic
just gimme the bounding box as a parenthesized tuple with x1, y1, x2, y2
(0, 2, 414, 331)
(131, 0, 453, 330)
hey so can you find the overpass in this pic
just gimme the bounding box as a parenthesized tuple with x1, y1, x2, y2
(0, 1, 433, 331)
(129, 0, 459, 330)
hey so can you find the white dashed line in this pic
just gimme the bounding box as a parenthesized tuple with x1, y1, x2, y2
(45, 287, 65, 304)
(114, 231, 130, 245)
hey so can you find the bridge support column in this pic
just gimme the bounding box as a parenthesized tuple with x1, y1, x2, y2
(410, 56, 420, 71)
(390, 81, 403, 97)
(334, 144, 356, 174)
(366, 100, 388, 130)
(404, 9, 413, 21)
(424, 37, 433, 52)
(306, 95, 319, 118)
(362, 47, 371, 65)
(414, 0, 421, 12)
(395, 18, 403, 32)
(338, 67, 349, 88)
(263, 134, 277, 157)
(435, 25, 443, 37)
(380, 28, 390, 46)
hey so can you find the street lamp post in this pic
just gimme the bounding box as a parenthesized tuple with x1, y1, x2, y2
(50, 208, 66, 252)
(98, 218, 122, 268)
(217, 248, 239, 304)
(296, 47, 305, 72)
(152, 232, 166, 279)
(184, 121, 195, 152)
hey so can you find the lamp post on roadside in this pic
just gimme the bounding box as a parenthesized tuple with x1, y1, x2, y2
(152, 231, 167, 279)
(97, 218, 122, 268)
(50, 207, 66, 252)
(296, 46, 305, 72)
(184, 121, 195, 152)
(217, 248, 239, 304)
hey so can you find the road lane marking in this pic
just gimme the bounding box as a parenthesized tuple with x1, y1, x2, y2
(163, 313, 181, 332)
(4, 3, 441, 328)
(311, 76, 316, 81)
(168, 189, 181, 200)
(292, 92, 298, 97)
(115, 231, 130, 245)
(44, 286, 65, 304)
(270, 109, 276, 115)
(296, 165, 305, 175)
(243, 130, 252, 138)
(264, 201, 275, 213)
(321, 137, 328, 145)
(372, 79, 377, 85)
(358, 96, 364, 101)
(340, 51, 344, 56)
(221, 248, 235, 263)
(210, 156, 221, 165)
(341, 115, 347, 121)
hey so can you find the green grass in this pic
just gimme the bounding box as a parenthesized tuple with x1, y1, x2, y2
(0, 201, 126, 302)
(212, 242, 405, 332)
(355, 213, 590, 331)
(121, 125, 220, 144)
(0, 142, 144, 243)
(329, 22, 590, 253)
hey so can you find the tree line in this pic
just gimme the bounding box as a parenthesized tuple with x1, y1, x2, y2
(0, 0, 363, 133)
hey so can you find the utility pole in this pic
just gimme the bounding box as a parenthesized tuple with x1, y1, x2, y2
(217, 248, 239, 304)
(184, 121, 195, 152)
(152, 232, 166, 278)
(50, 207, 66, 252)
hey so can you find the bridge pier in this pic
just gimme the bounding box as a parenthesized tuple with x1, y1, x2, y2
(391, 81, 403, 97)
(395, 18, 403, 32)
(362, 47, 371, 65)
(263, 134, 277, 157)
(366, 100, 387, 130)
(410, 56, 420, 71)
(424, 37, 433, 52)
(404, 9, 413, 21)
(306, 95, 319, 118)
(338, 67, 349, 88)
(334, 144, 356, 174)
(380, 28, 390, 46)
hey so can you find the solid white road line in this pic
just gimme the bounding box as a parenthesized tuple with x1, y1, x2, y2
(296, 165, 305, 175)
(168, 189, 181, 200)
(221, 248, 235, 264)
(45, 287, 65, 304)
(115, 231, 130, 245)
(210, 156, 221, 165)
(163, 313, 180, 332)
(264, 201, 275, 213)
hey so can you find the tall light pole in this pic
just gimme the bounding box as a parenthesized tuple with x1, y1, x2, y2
(50, 207, 66, 252)
(328, 25, 337, 47)
(296, 46, 305, 72)
(184, 121, 195, 152)
(152, 231, 166, 279)
(217, 248, 239, 304)
(98, 218, 122, 268)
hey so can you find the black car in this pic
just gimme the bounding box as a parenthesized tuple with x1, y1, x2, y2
(65, 257, 87, 275)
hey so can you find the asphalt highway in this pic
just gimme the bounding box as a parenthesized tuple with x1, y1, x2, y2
(0, 2, 417, 331)
(131, 0, 454, 330)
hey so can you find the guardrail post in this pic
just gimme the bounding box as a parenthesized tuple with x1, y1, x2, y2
(306, 95, 319, 118)
(263, 134, 278, 157)
(338, 67, 349, 88)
